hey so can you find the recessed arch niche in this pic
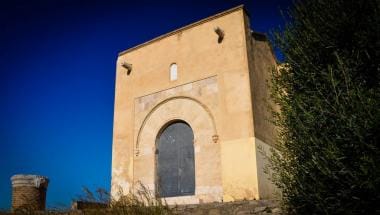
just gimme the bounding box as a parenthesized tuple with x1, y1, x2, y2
(133, 97, 222, 203)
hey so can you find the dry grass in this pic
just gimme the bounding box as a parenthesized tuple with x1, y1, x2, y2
(6, 182, 174, 214)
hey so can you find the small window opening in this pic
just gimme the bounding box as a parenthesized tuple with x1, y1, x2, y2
(170, 63, 177, 81)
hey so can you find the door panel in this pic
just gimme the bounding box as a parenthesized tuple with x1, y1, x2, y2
(157, 122, 195, 197)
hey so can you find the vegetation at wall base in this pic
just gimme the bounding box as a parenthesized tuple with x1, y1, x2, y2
(73, 183, 174, 215)
(1, 184, 173, 214)
(269, 0, 380, 214)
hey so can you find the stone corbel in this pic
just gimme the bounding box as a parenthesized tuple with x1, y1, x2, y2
(212, 134, 219, 143)
(134, 148, 140, 157)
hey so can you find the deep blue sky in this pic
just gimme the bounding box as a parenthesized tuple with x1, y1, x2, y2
(0, 0, 291, 210)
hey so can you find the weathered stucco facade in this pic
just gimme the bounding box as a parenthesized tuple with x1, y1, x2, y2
(111, 5, 278, 204)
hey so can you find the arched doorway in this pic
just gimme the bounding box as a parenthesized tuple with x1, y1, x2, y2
(156, 121, 195, 197)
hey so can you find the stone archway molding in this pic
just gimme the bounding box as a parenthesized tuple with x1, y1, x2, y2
(135, 96, 217, 156)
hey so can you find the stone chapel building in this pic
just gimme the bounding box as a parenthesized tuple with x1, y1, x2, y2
(111, 5, 278, 204)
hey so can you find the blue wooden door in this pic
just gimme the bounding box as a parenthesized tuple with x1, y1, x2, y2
(156, 122, 195, 197)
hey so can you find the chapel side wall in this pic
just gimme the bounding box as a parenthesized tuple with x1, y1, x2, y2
(249, 33, 277, 146)
(111, 7, 258, 202)
(247, 26, 280, 199)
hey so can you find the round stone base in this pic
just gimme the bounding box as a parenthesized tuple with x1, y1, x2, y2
(11, 174, 49, 211)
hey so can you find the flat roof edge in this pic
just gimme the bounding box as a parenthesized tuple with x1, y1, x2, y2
(118, 4, 246, 56)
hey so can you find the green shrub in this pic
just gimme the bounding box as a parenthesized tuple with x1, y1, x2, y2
(269, 0, 380, 214)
